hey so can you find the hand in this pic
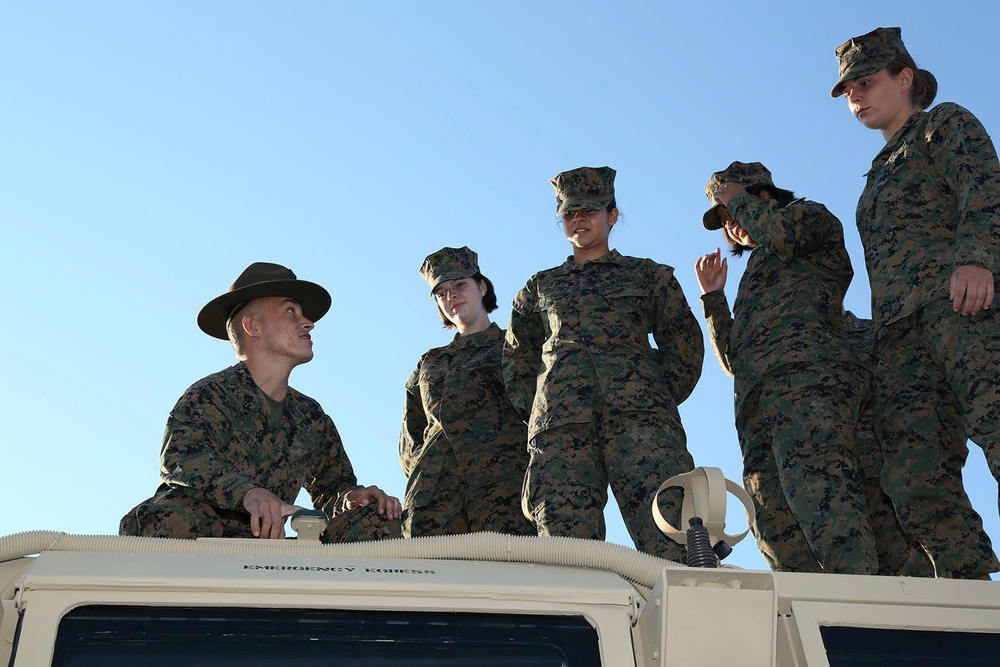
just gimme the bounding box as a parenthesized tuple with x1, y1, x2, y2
(949, 265, 994, 316)
(242, 487, 303, 539)
(713, 182, 746, 207)
(346, 485, 403, 520)
(695, 248, 728, 294)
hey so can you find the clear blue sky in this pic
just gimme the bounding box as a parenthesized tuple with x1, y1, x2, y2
(2, 1, 998, 574)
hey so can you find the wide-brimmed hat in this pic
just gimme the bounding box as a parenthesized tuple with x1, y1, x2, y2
(830, 27, 908, 98)
(551, 166, 616, 216)
(197, 262, 331, 340)
(419, 246, 480, 295)
(702, 161, 790, 230)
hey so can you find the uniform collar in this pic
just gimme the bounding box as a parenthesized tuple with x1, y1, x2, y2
(553, 248, 623, 274)
(448, 321, 502, 351)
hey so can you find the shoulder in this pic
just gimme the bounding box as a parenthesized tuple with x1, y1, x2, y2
(419, 343, 451, 365)
(527, 262, 571, 285)
(285, 385, 332, 424)
(793, 198, 841, 222)
(618, 254, 676, 280)
(177, 364, 244, 401)
(921, 102, 988, 142)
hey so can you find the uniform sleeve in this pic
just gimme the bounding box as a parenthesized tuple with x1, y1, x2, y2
(925, 104, 1000, 274)
(730, 194, 838, 262)
(398, 360, 427, 479)
(651, 267, 704, 405)
(700, 290, 735, 377)
(307, 414, 361, 518)
(159, 383, 261, 511)
(502, 278, 543, 422)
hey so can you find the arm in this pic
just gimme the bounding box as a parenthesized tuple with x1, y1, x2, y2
(729, 194, 838, 262)
(929, 105, 1000, 314)
(502, 279, 544, 422)
(694, 248, 735, 376)
(398, 361, 427, 479)
(652, 266, 704, 405)
(700, 291, 736, 378)
(159, 382, 265, 511)
(306, 413, 363, 518)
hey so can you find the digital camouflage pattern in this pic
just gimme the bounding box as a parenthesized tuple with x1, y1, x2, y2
(399, 323, 533, 537)
(703, 193, 859, 417)
(524, 392, 691, 562)
(704, 289, 877, 573)
(120, 363, 400, 542)
(842, 312, 934, 576)
(418, 246, 481, 294)
(736, 361, 876, 573)
(873, 300, 1000, 578)
(550, 166, 616, 216)
(698, 187, 880, 573)
(830, 26, 907, 97)
(503, 250, 701, 557)
(701, 161, 794, 230)
(856, 101, 1000, 577)
(856, 103, 1000, 341)
(401, 447, 530, 537)
(504, 250, 703, 438)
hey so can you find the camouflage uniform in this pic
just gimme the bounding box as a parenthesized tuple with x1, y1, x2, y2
(504, 249, 702, 561)
(400, 322, 534, 537)
(120, 363, 399, 542)
(832, 26, 1000, 579)
(855, 102, 1000, 578)
(841, 312, 934, 576)
(701, 163, 877, 574)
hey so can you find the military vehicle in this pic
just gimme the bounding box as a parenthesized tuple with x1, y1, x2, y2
(2, 468, 998, 666)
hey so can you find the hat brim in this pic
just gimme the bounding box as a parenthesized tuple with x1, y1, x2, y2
(703, 185, 795, 230)
(427, 270, 478, 295)
(197, 279, 332, 340)
(703, 204, 727, 231)
(830, 63, 885, 97)
(556, 200, 611, 217)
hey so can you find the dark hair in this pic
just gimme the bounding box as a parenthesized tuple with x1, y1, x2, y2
(887, 55, 937, 110)
(436, 273, 498, 329)
(725, 187, 797, 257)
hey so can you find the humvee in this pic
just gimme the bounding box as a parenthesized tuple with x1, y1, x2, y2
(2, 469, 998, 666)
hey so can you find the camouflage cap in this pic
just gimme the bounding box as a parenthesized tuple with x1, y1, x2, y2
(198, 262, 332, 340)
(702, 162, 776, 230)
(830, 27, 908, 97)
(419, 246, 480, 294)
(551, 166, 616, 216)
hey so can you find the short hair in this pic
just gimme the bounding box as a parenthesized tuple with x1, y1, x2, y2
(436, 273, 498, 329)
(226, 299, 263, 357)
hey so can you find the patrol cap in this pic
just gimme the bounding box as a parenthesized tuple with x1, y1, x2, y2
(419, 246, 480, 295)
(198, 262, 331, 340)
(702, 161, 785, 230)
(551, 166, 616, 217)
(831, 27, 908, 97)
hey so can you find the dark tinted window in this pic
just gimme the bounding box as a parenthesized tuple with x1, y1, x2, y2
(53, 606, 603, 666)
(822, 626, 1000, 666)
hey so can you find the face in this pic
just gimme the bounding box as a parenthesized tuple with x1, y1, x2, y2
(563, 208, 618, 251)
(248, 296, 315, 365)
(432, 277, 487, 329)
(842, 68, 913, 135)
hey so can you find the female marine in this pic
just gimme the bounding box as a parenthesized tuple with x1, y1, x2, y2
(832, 27, 1000, 578)
(399, 247, 534, 538)
(503, 166, 702, 561)
(695, 161, 878, 574)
